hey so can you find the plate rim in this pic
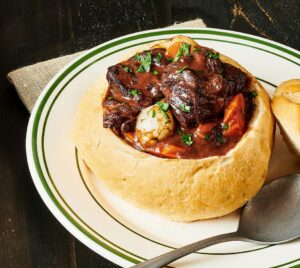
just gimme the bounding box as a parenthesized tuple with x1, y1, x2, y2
(26, 27, 300, 268)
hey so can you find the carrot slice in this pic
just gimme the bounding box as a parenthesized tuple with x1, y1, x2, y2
(223, 93, 245, 138)
(166, 42, 184, 59)
(151, 143, 184, 158)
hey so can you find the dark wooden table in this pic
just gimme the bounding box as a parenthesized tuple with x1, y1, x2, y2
(0, 1, 299, 267)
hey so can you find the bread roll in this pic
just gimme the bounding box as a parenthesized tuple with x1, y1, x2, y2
(271, 79, 300, 157)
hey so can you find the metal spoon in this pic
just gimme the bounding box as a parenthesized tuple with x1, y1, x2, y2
(132, 174, 300, 268)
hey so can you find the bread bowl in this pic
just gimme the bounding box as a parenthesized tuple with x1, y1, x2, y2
(271, 79, 300, 157)
(73, 36, 274, 222)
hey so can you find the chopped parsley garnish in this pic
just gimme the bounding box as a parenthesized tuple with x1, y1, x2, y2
(177, 65, 188, 73)
(153, 70, 159, 75)
(194, 47, 201, 52)
(251, 91, 258, 97)
(173, 43, 190, 62)
(167, 57, 173, 62)
(137, 65, 144, 73)
(155, 52, 162, 62)
(107, 96, 114, 100)
(204, 134, 210, 140)
(156, 101, 170, 120)
(179, 103, 191, 113)
(182, 43, 190, 56)
(156, 101, 169, 111)
(135, 52, 152, 73)
(134, 53, 142, 61)
(151, 110, 156, 118)
(141, 52, 152, 72)
(129, 89, 141, 96)
(207, 50, 220, 59)
(222, 123, 229, 130)
(181, 133, 193, 146)
(216, 131, 225, 144)
(123, 66, 132, 73)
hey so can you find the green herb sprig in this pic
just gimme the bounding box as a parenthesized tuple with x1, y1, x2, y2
(221, 123, 229, 130)
(173, 43, 190, 62)
(129, 89, 141, 96)
(181, 133, 193, 146)
(156, 102, 170, 120)
(207, 50, 220, 59)
(155, 52, 162, 63)
(204, 134, 210, 140)
(179, 103, 191, 113)
(151, 110, 156, 118)
(135, 52, 152, 73)
(251, 91, 258, 97)
(156, 102, 169, 111)
(216, 131, 225, 144)
(177, 65, 188, 74)
(123, 66, 132, 73)
(137, 66, 144, 73)
(134, 54, 142, 61)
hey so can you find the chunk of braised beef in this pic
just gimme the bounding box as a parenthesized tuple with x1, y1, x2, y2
(204, 48, 223, 74)
(106, 64, 156, 110)
(121, 119, 135, 133)
(145, 83, 164, 101)
(106, 65, 132, 100)
(206, 57, 223, 74)
(202, 74, 230, 113)
(103, 99, 138, 134)
(106, 49, 169, 111)
(104, 98, 139, 115)
(161, 66, 217, 128)
(204, 74, 228, 95)
(222, 63, 249, 95)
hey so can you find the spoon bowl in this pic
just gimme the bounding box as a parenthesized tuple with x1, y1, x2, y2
(133, 174, 300, 268)
(238, 174, 300, 243)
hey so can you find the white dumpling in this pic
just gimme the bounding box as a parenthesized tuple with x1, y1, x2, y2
(135, 103, 175, 147)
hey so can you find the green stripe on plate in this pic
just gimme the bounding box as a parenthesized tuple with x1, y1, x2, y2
(271, 258, 300, 268)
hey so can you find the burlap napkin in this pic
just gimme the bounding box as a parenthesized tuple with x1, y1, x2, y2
(7, 19, 206, 112)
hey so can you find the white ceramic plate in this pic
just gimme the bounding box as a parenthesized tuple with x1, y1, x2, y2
(26, 28, 300, 268)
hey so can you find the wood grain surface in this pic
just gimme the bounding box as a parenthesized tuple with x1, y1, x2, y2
(0, 1, 299, 267)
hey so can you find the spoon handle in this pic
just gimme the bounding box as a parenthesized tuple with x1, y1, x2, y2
(132, 232, 244, 268)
